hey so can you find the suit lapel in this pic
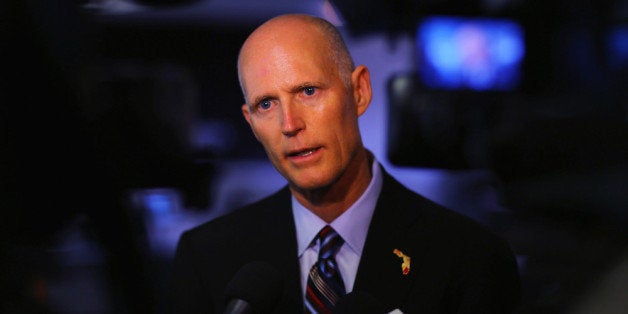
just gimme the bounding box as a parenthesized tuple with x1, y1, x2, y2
(353, 169, 430, 310)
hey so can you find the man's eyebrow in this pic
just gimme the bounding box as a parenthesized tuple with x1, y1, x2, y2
(288, 81, 322, 93)
(249, 81, 324, 105)
(250, 94, 274, 106)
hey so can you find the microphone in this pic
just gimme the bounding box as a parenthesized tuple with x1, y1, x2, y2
(333, 290, 387, 314)
(223, 261, 284, 314)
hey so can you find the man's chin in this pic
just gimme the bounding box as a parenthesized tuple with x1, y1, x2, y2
(287, 176, 335, 194)
(289, 180, 328, 192)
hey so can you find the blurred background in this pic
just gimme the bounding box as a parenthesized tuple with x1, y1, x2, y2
(1, 0, 627, 313)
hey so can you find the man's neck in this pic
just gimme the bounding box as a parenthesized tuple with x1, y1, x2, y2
(290, 150, 373, 223)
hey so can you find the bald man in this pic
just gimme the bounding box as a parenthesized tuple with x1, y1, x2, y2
(170, 14, 520, 314)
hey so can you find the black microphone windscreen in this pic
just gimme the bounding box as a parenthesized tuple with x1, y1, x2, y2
(224, 261, 284, 313)
(333, 290, 387, 314)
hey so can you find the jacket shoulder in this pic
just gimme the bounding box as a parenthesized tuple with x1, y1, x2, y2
(182, 186, 292, 240)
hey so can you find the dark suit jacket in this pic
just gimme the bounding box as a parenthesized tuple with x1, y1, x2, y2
(170, 168, 521, 313)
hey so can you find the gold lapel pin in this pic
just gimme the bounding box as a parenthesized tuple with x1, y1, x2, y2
(393, 249, 411, 275)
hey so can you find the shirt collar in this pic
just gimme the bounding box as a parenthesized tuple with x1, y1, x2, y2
(292, 158, 383, 258)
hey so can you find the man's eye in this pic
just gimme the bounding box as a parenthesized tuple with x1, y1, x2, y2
(303, 86, 316, 96)
(259, 99, 272, 110)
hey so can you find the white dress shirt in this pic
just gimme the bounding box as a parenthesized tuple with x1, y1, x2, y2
(292, 158, 383, 299)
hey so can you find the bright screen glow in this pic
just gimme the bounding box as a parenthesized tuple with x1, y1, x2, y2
(608, 25, 628, 70)
(417, 16, 525, 91)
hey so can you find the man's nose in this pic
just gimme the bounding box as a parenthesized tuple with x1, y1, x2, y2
(280, 101, 305, 137)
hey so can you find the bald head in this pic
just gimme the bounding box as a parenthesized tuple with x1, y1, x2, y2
(237, 14, 354, 100)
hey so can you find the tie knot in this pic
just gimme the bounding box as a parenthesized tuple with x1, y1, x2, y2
(317, 225, 343, 260)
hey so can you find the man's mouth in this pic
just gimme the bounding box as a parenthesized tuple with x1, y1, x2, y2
(288, 147, 320, 157)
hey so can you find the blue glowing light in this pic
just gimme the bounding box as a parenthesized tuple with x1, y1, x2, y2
(608, 25, 628, 70)
(417, 16, 525, 91)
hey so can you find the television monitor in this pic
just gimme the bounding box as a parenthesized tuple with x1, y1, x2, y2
(416, 16, 525, 91)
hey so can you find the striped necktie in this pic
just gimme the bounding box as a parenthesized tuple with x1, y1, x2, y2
(305, 225, 346, 314)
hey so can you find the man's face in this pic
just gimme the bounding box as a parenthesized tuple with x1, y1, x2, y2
(239, 29, 367, 191)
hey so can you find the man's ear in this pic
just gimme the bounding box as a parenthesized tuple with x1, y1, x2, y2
(241, 103, 260, 141)
(242, 103, 252, 125)
(351, 65, 372, 117)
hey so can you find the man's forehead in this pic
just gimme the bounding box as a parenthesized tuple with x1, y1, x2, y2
(243, 61, 327, 100)
(240, 15, 332, 57)
(251, 14, 319, 37)
(240, 34, 331, 81)
(237, 15, 338, 102)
